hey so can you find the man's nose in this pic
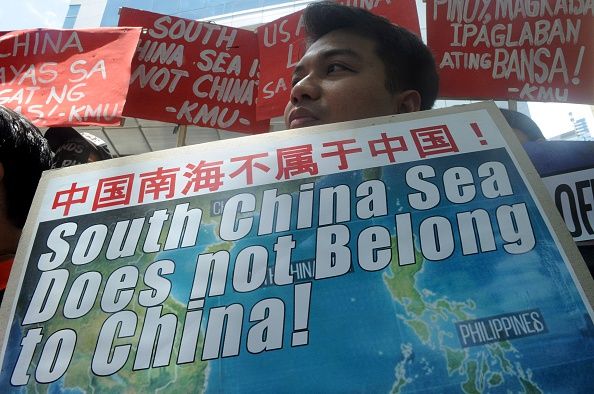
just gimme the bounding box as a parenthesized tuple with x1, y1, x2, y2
(290, 74, 321, 104)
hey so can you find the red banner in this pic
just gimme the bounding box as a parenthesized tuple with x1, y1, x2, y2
(0, 28, 141, 126)
(427, 0, 594, 104)
(255, 0, 421, 121)
(119, 8, 269, 133)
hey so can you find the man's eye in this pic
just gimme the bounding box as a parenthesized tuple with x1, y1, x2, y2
(291, 76, 303, 87)
(327, 63, 349, 74)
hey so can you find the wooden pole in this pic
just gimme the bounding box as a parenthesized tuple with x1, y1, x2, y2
(507, 99, 518, 112)
(176, 124, 188, 147)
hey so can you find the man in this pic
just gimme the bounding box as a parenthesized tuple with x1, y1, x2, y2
(0, 106, 53, 302)
(45, 126, 112, 168)
(284, 1, 438, 129)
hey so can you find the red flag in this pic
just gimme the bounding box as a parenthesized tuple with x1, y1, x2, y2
(119, 8, 269, 133)
(0, 27, 141, 126)
(427, 0, 594, 104)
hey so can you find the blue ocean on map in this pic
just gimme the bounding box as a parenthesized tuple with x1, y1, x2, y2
(158, 149, 594, 393)
(2, 148, 594, 393)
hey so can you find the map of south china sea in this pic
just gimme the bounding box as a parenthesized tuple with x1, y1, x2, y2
(2, 148, 594, 392)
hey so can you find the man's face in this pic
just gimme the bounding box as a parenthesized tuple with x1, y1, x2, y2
(284, 29, 400, 129)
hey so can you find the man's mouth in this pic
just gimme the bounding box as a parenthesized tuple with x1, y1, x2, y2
(288, 108, 319, 129)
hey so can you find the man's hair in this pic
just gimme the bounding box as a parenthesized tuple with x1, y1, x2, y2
(0, 106, 53, 228)
(302, 2, 439, 110)
(499, 108, 545, 142)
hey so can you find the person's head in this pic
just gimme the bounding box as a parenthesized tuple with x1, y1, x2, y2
(284, 1, 439, 129)
(45, 127, 112, 168)
(499, 108, 545, 144)
(0, 106, 52, 242)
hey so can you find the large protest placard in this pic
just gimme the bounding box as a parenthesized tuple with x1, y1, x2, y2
(0, 28, 141, 126)
(1, 102, 593, 392)
(543, 167, 594, 242)
(255, 0, 421, 120)
(427, 0, 594, 104)
(118, 8, 269, 133)
(524, 141, 594, 242)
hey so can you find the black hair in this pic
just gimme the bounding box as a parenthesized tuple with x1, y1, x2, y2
(303, 1, 439, 110)
(0, 106, 53, 228)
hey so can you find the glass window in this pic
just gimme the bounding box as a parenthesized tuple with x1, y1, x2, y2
(100, 0, 124, 27)
(154, 0, 181, 16)
(63, 4, 81, 29)
(262, 0, 288, 6)
(101, 0, 290, 27)
(200, 4, 226, 18)
(124, 0, 154, 9)
(66, 4, 81, 17)
(179, 0, 207, 11)
(226, 0, 262, 14)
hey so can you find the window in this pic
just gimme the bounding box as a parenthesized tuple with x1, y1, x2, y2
(63, 4, 81, 29)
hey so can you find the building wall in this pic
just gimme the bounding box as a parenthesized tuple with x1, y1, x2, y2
(68, 0, 108, 28)
(68, 0, 317, 28)
(72, 0, 429, 33)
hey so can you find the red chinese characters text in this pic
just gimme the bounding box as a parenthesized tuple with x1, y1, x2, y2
(321, 139, 362, 170)
(410, 125, 459, 158)
(52, 182, 89, 216)
(368, 132, 408, 163)
(182, 160, 225, 194)
(275, 144, 319, 180)
(139, 166, 180, 203)
(93, 174, 135, 211)
(229, 153, 270, 185)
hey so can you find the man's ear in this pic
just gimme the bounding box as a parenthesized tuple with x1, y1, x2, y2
(393, 90, 421, 114)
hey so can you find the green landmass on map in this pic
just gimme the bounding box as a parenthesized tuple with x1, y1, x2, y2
(18, 176, 309, 393)
(14, 169, 556, 392)
(20, 203, 212, 393)
(384, 233, 543, 393)
(25, 255, 207, 393)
